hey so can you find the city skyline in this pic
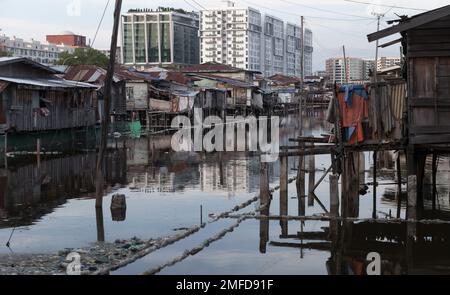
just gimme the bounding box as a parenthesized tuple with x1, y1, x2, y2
(0, 0, 447, 71)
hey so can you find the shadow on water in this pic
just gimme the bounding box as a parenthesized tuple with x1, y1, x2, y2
(1, 113, 450, 274)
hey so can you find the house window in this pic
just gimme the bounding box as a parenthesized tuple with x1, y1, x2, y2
(126, 87, 134, 101)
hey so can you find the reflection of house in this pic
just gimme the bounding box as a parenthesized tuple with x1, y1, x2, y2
(0, 150, 127, 227)
(0, 57, 97, 134)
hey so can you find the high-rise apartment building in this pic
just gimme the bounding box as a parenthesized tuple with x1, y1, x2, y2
(200, 5, 313, 78)
(121, 8, 200, 68)
(326, 56, 401, 84)
(326, 57, 368, 84)
(200, 7, 262, 72)
(377, 56, 401, 70)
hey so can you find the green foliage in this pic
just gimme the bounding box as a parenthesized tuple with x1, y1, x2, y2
(57, 48, 110, 68)
(0, 50, 11, 57)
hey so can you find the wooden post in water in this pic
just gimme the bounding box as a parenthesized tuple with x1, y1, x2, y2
(297, 143, 306, 216)
(260, 161, 270, 207)
(396, 153, 402, 218)
(432, 153, 437, 211)
(329, 174, 340, 239)
(308, 144, 316, 207)
(280, 153, 288, 236)
(372, 151, 377, 219)
(4, 132, 7, 169)
(36, 138, 41, 168)
(96, 207, 105, 242)
(259, 159, 270, 253)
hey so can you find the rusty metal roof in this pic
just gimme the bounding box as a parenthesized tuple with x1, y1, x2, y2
(182, 62, 261, 74)
(0, 76, 97, 88)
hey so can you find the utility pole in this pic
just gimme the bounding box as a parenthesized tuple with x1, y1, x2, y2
(342, 45, 348, 84)
(95, 0, 123, 209)
(372, 12, 384, 141)
(299, 16, 304, 136)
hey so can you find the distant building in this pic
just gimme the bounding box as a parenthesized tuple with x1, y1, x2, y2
(46, 31, 87, 47)
(100, 47, 122, 64)
(200, 4, 313, 78)
(121, 8, 200, 68)
(304, 28, 313, 77)
(0, 34, 75, 65)
(377, 56, 401, 71)
(326, 57, 365, 84)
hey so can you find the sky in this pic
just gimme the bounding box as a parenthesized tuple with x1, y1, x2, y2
(0, 0, 448, 71)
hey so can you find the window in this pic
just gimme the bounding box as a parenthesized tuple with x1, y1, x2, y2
(126, 87, 134, 101)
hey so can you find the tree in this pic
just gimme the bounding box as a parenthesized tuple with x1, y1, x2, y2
(0, 49, 11, 57)
(57, 47, 110, 68)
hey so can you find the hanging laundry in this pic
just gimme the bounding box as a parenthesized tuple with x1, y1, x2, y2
(337, 85, 370, 145)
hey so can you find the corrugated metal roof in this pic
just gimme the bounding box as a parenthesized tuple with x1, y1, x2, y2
(182, 62, 261, 74)
(0, 76, 97, 88)
(192, 74, 254, 88)
(0, 57, 61, 74)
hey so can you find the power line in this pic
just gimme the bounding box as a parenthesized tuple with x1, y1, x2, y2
(240, 0, 376, 22)
(343, 0, 427, 12)
(191, 0, 206, 9)
(280, 0, 373, 20)
(183, 0, 201, 10)
(91, 0, 111, 47)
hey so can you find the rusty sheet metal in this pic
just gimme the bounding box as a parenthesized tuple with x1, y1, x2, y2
(389, 82, 406, 121)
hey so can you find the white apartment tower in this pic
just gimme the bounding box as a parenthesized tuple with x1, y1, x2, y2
(200, 6, 262, 71)
(200, 5, 313, 78)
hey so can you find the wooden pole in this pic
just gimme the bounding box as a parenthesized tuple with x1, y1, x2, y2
(396, 153, 402, 219)
(260, 161, 270, 207)
(343, 46, 349, 84)
(36, 138, 41, 168)
(373, 151, 377, 219)
(95, 0, 122, 209)
(432, 153, 437, 211)
(4, 132, 7, 169)
(308, 144, 316, 207)
(280, 153, 288, 236)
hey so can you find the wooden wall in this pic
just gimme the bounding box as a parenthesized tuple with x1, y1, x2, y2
(407, 17, 450, 144)
(5, 85, 97, 132)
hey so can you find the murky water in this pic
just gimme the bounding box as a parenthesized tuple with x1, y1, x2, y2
(1, 113, 450, 274)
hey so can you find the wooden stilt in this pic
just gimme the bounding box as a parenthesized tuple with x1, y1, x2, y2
(280, 154, 288, 236)
(432, 153, 437, 211)
(308, 144, 316, 207)
(373, 151, 378, 219)
(396, 153, 402, 219)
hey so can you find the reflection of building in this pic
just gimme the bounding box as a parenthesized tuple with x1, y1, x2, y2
(121, 8, 200, 68)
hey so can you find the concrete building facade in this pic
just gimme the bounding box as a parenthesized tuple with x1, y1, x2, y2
(200, 5, 313, 78)
(0, 34, 76, 65)
(46, 31, 87, 47)
(121, 8, 200, 68)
